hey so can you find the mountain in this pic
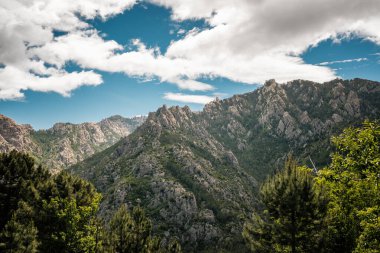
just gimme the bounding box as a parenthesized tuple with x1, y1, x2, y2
(70, 78, 380, 252)
(0, 114, 146, 172)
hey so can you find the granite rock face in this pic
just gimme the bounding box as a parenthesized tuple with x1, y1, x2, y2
(0, 115, 39, 154)
(0, 114, 145, 172)
(71, 79, 380, 252)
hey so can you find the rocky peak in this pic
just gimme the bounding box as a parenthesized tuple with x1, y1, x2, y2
(264, 78, 277, 87)
(147, 105, 194, 130)
(0, 114, 30, 139)
(103, 115, 124, 121)
(70, 78, 379, 252)
(0, 114, 39, 153)
(0, 114, 146, 171)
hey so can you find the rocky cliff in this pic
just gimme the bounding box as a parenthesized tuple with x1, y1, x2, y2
(71, 79, 380, 252)
(0, 115, 145, 172)
(0, 115, 38, 154)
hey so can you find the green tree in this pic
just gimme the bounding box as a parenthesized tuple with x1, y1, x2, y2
(166, 238, 182, 253)
(93, 218, 113, 253)
(317, 121, 380, 253)
(110, 204, 182, 253)
(0, 151, 103, 253)
(243, 157, 328, 253)
(0, 150, 50, 230)
(354, 206, 380, 253)
(110, 204, 153, 253)
(0, 201, 39, 253)
(37, 172, 102, 253)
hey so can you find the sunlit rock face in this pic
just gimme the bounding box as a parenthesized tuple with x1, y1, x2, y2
(0, 114, 146, 172)
(70, 78, 380, 252)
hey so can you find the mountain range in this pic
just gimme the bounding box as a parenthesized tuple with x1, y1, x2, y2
(70, 78, 380, 252)
(1, 78, 379, 252)
(0, 114, 146, 172)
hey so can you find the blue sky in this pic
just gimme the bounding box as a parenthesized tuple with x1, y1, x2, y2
(1, 1, 380, 129)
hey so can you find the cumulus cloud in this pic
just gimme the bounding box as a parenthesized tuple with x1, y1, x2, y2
(156, 0, 380, 84)
(163, 92, 216, 104)
(2, 0, 380, 100)
(0, 66, 102, 100)
(0, 0, 135, 100)
(31, 33, 215, 91)
(318, 58, 368, 66)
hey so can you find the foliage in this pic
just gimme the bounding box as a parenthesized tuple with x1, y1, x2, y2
(37, 172, 102, 253)
(0, 151, 178, 252)
(109, 204, 182, 253)
(110, 204, 152, 253)
(244, 121, 380, 253)
(317, 121, 380, 253)
(0, 150, 50, 229)
(243, 157, 328, 253)
(0, 201, 39, 253)
(354, 207, 380, 253)
(0, 151, 101, 252)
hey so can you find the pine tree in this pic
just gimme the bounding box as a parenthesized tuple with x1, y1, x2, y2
(0, 201, 39, 253)
(37, 172, 102, 253)
(110, 204, 182, 253)
(110, 204, 153, 253)
(0, 151, 103, 253)
(243, 157, 328, 253)
(166, 238, 182, 253)
(0, 150, 50, 230)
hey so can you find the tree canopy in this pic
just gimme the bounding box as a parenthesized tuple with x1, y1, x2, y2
(243, 157, 328, 253)
(0, 151, 101, 252)
(317, 121, 380, 252)
(0, 150, 182, 253)
(244, 121, 380, 253)
(109, 204, 182, 253)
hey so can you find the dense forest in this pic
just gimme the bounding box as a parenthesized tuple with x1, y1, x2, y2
(0, 121, 379, 252)
(243, 121, 380, 253)
(0, 151, 181, 253)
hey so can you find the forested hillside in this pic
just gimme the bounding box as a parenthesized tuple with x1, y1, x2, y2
(71, 78, 380, 251)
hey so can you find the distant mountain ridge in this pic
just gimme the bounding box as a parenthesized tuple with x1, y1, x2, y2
(0, 114, 146, 172)
(70, 78, 380, 252)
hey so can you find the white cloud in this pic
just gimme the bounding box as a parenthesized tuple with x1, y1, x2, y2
(0, 66, 102, 100)
(318, 58, 368, 66)
(177, 29, 186, 35)
(0, 0, 135, 100)
(2, 0, 380, 100)
(163, 92, 216, 104)
(156, 0, 380, 84)
(172, 79, 214, 91)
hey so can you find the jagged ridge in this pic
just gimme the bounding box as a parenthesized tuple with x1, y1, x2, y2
(0, 115, 146, 172)
(71, 78, 380, 252)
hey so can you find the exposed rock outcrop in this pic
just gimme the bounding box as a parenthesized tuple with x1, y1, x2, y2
(0, 115, 146, 171)
(71, 79, 380, 252)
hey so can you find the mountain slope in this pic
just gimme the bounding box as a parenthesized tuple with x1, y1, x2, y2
(0, 115, 145, 171)
(203, 78, 380, 179)
(72, 105, 258, 252)
(71, 78, 380, 252)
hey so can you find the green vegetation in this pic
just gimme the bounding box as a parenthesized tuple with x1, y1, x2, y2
(243, 121, 380, 253)
(2, 121, 378, 252)
(317, 121, 380, 253)
(0, 151, 181, 253)
(109, 205, 181, 253)
(243, 157, 328, 253)
(0, 151, 101, 252)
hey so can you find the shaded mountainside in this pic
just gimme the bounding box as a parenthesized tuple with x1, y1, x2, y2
(0, 115, 146, 172)
(70, 78, 380, 252)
